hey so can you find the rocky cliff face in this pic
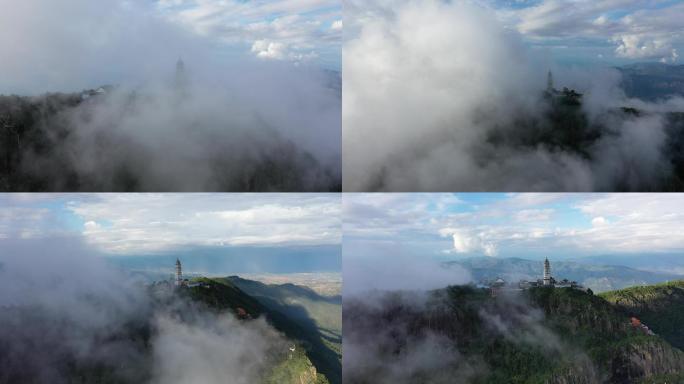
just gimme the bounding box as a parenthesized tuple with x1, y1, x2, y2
(533, 338, 684, 384)
(298, 363, 318, 384)
(611, 339, 684, 382)
(533, 287, 684, 383)
(547, 363, 601, 384)
(602, 281, 684, 350)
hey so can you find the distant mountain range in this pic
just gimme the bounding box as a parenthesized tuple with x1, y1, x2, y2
(574, 253, 684, 275)
(445, 257, 684, 293)
(107, 245, 341, 279)
(617, 62, 684, 101)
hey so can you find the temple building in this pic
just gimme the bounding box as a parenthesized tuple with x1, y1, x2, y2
(175, 258, 183, 286)
(543, 257, 552, 286)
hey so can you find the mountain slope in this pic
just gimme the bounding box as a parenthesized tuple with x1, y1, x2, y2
(576, 254, 684, 276)
(221, 276, 342, 384)
(617, 63, 684, 101)
(446, 257, 683, 293)
(225, 275, 341, 348)
(0, 91, 340, 192)
(186, 277, 339, 384)
(0, 276, 331, 384)
(344, 285, 684, 383)
(601, 280, 684, 351)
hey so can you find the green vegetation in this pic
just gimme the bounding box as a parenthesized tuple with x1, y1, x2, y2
(478, 287, 684, 382)
(185, 277, 339, 384)
(638, 373, 684, 384)
(347, 283, 684, 383)
(225, 276, 342, 365)
(0, 92, 341, 192)
(482, 82, 684, 191)
(264, 346, 329, 384)
(601, 280, 684, 350)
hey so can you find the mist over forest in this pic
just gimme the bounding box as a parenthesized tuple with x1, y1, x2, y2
(0, 238, 329, 384)
(0, 0, 341, 192)
(343, 281, 684, 383)
(343, 0, 684, 192)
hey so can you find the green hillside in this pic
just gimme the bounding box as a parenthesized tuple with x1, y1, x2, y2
(0, 276, 333, 384)
(345, 284, 684, 384)
(224, 276, 342, 364)
(0, 92, 341, 192)
(185, 277, 339, 384)
(265, 346, 330, 384)
(601, 280, 684, 351)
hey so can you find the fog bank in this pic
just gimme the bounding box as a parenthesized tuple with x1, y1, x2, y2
(343, 0, 684, 191)
(0, 238, 290, 383)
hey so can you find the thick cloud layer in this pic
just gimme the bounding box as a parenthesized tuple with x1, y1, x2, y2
(0, 0, 340, 191)
(344, 291, 484, 384)
(0, 238, 288, 383)
(343, 246, 471, 295)
(343, 0, 684, 191)
(151, 313, 286, 384)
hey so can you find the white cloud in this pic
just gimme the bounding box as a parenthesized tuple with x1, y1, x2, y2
(251, 40, 287, 59)
(343, 0, 540, 191)
(345, 193, 684, 258)
(251, 39, 319, 62)
(0, 196, 65, 239)
(505, 0, 684, 62)
(83, 221, 100, 230)
(0, 0, 339, 94)
(157, 0, 341, 63)
(613, 34, 678, 62)
(451, 231, 476, 253)
(0, 194, 341, 254)
(74, 194, 341, 253)
(482, 242, 498, 257)
(441, 229, 499, 257)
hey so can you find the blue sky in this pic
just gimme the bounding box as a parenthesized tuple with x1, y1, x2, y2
(343, 193, 684, 260)
(0, 194, 341, 256)
(486, 0, 684, 66)
(345, 0, 683, 67)
(155, 0, 341, 68)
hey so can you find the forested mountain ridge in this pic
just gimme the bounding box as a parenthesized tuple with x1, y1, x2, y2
(185, 277, 339, 384)
(0, 89, 341, 192)
(344, 284, 684, 383)
(0, 275, 333, 384)
(601, 280, 684, 351)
